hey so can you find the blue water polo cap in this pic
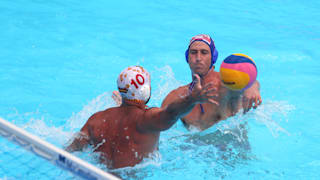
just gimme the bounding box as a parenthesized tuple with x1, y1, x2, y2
(185, 34, 218, 69)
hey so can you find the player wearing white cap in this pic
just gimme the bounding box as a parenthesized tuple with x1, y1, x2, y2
(66, 66, 218, 169)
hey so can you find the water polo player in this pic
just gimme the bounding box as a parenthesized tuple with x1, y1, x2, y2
(162, 34, 262, 131)
(66, 66, 218, 169)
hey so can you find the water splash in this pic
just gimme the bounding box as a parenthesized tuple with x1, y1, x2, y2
(109, 151, 162, 179)
(2, 64, 296, 179)
(4, 107, 71, 146)
(150, 65, 183, 106)
(2, 91, 118, 147)
(66, 91, 117, 131)
(23, 117, 71, 146)
(252, 100, 294, 137)
(208, 99, 294, 140)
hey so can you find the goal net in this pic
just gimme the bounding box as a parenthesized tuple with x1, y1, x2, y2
(0, 117, 120, 180)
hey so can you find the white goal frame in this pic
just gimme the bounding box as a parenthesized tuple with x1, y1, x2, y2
(0, 117, 120, 180)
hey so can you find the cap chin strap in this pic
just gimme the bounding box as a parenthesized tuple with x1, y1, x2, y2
(145, 87, 151, 104)
(189, 81, 205, 114)
(145, 96, 151, 104)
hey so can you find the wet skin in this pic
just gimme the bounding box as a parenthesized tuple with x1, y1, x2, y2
(162, 41, 262, 131)
(66, 74, 218, 169)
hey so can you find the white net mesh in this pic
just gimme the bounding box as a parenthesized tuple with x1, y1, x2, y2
(0, 118, 119, 180)
(0, 137, 75, 180)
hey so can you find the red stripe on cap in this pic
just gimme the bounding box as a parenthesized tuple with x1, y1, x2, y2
(190, 34, 211, 45)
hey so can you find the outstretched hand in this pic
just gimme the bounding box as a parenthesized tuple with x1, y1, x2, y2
(190, 74, 219, 105)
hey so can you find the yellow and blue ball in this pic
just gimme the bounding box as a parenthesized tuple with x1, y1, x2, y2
(220, 53, 257, 91)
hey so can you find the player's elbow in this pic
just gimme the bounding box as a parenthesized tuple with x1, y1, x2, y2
(65, 140, 84, 152)
(65, 132, 90, 152)
(160, 118, 178, 131)
(151, 114, 178, 132)
(158, 111, 179, 131)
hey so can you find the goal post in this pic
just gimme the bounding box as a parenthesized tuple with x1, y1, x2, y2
(0, 117, 120, 180)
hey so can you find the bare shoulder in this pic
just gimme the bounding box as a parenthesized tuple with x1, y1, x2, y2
(206, 70, 221, 84)
(86, 107, 118, 126)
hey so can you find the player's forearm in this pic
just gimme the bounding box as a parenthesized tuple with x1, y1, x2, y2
(153, 95, 196, 131)
(163, 92, 197, 123)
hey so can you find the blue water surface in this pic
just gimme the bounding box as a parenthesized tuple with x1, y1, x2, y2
(0, 0, 320, 179)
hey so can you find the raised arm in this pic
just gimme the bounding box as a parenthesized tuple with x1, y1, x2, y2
(138, 74, 218, 132)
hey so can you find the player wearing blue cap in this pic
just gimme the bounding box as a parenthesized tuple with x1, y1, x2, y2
(162, 34, 262, 131)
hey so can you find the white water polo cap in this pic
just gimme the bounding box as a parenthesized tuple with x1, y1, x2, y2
(117, 66, 151, 104)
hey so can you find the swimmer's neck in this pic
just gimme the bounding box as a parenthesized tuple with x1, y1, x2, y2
(122, 99, 147, 109)
(194, 68, 216, 83)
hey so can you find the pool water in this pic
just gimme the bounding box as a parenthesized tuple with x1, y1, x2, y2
(0, 0, 319, 179)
